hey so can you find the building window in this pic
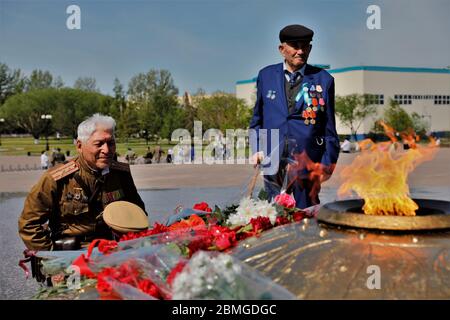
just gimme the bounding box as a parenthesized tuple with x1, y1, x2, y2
(366, 94, 384, 105)
(394, 94, 412, 105)
(434, 95, 450, 105)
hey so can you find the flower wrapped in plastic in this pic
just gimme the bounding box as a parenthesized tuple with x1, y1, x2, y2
(85, 244, 184, 299)
(170, 250, 296, 300)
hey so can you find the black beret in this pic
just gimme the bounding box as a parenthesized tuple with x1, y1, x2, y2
(279, 24, 314, 43)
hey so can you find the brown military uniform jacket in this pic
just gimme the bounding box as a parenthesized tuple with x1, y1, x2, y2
(18, 156, 146, 251)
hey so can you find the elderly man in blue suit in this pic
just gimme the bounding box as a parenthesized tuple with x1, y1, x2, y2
(249, 24, 340, 209)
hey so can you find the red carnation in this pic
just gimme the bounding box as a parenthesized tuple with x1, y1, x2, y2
(97, 240, 118, 255)
(193, 202, 213, 212)
(96, 267, 117, 295)
(293, 211, 306, 222)
(214, 231, 237, 250)
(249, 216, 272, 233)
(209, 225, 237, 250)
(138, 279, 161, 299)
(166, 261, 187, 286)
(187, 236, 213, 257)
(275, 216, 290, 226)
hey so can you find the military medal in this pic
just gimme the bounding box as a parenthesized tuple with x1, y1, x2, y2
(304, 119, 310, 125)
(303, 86, 311, 105)
(295, 90, 302, 102)
(315, 84, 326, 111)
(103, 189, 125, 205)
(310, 119, 316, 124)
(266, 90, 276, 100)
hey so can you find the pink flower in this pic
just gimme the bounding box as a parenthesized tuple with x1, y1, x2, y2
(274, 193, 296, 208)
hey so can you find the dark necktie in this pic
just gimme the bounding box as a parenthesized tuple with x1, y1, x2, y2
(288, 71, 301, 87)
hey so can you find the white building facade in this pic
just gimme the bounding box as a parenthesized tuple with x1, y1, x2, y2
(236, 66, 450, 137)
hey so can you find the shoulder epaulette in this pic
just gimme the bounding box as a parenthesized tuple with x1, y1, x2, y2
(49, 161, 80, 181)
(110, 160, 130, 172)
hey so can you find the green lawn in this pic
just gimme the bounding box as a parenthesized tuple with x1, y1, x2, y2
(0, 136, 251, 157)
(0, 136, 178, 156)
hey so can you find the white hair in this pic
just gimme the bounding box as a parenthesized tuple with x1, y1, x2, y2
(77, 113, 116, 143)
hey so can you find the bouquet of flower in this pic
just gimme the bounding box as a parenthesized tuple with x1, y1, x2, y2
(25, 196, 314, 300)
(170, 250, 296, 300)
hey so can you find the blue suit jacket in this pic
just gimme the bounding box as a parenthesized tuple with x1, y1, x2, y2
(249, 63, 340, 170)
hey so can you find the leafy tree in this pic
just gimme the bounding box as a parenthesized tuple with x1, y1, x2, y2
(382, 99, 414, 133)
(335, 94, 377, 140)
(26, 69, 53, 91)
(195, 92, 252, 132)
(74, 77, 99, 92)
(52, 88, 112, 139)
(0, 89, 58, 139)
(411, 112, 430, 136)
(0, 88, 112, 139)
(116, 105, 139, 143)
(0, 62, 25, 105)
(371, 100, 430, 140)
(160, 106, 187, 139)
(53, 76, 65, 89)
(128, 69, 179, 139)
(111, 77, 126, 118)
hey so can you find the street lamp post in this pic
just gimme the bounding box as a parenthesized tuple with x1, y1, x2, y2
(41, 114, 52, 151)
(0, 118, 4, 146)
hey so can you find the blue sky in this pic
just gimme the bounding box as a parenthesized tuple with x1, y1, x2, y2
(1, 0, 449, 95)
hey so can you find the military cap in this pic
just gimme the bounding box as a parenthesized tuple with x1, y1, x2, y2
(103, 201, 149, 233)
(279, 24, 314, 43)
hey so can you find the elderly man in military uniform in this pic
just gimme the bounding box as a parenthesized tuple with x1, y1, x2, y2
(18, 113, 146, 251)
(250, 24, 340, 208)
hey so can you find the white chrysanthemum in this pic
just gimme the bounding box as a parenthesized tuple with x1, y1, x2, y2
(253, 200, 277, 224)
(226, 197, 277, 226)
(171, 252, 242, 300)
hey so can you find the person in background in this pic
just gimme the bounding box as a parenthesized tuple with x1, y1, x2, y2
(40, 151, 49, 170)
(340, 137, 351, 153)
(125, 147, 137, 165)
(154, 145, 165, 163)
(52, 148, 66, 166)
(167, 148, 173, 163)
(143, 147, 153, 164)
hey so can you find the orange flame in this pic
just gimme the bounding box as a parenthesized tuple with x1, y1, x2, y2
(338, 122, 439, 216)
(286, 152, 335, 205)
